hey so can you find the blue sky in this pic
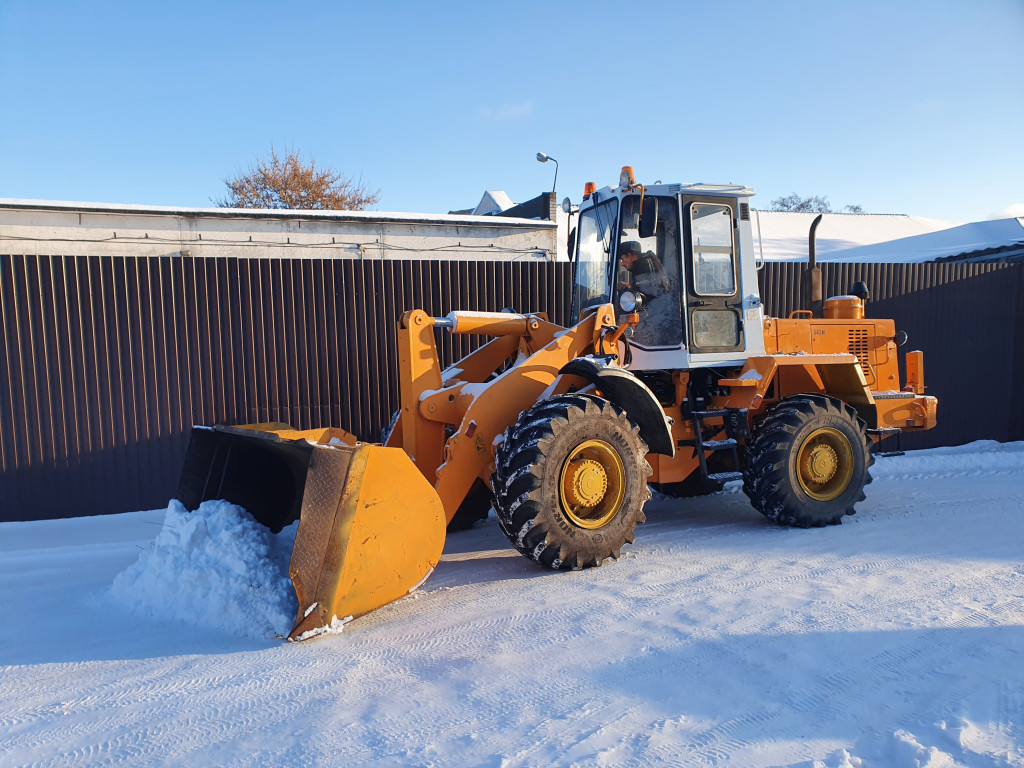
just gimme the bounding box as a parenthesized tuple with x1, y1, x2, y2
(1, 0, 1021, 222)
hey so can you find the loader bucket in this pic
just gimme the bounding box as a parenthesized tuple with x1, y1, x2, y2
(175, 426, 447, 640)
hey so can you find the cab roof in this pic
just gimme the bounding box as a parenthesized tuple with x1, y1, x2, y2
(585, 182, 755, 205)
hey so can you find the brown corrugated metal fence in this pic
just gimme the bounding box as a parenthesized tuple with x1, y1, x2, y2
(1, 255, 1021, 522)
(0, 255, 571, 521)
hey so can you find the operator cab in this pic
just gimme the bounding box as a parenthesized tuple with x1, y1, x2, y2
(569, 167, 765, 371)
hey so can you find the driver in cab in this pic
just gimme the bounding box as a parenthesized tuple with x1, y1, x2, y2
(618, 240, 670, 296)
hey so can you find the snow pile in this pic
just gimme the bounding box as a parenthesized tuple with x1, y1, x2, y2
(871, 439, 1024, 479)
(110, 500, 298, 639)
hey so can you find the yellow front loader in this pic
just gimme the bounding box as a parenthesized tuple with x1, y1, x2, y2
(176, 167, 937, 640)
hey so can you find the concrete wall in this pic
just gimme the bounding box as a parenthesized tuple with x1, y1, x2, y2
(0, 199, 559, 262)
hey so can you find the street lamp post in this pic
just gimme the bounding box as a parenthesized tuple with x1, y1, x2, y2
(536, 152, 558, 196)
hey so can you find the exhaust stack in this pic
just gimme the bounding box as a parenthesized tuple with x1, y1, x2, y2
(803, 213, 824, 317)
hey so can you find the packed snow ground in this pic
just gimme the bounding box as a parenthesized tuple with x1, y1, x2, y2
(1, 441, 1022, 767)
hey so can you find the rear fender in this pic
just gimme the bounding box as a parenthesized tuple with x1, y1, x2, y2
(558, 357, 675, 456)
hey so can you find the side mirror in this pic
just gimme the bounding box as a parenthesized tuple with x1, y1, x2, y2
(638, 197, 659, 239)
(893, 330, 909, 347)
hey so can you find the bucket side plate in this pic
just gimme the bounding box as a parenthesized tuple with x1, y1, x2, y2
(287, 444, 447, 640)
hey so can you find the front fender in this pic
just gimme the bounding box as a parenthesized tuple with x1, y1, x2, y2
(559, 357, 675, 456)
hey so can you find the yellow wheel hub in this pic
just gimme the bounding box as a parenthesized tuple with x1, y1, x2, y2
(797, 427, 854, 501)
(559, 440, 626, 529)
(564, 459, 608, 507)
(805, 444, 838, 483)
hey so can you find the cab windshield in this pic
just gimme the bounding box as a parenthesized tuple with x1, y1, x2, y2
(615, 195, 683, 349)
(571, 197, 618, 322)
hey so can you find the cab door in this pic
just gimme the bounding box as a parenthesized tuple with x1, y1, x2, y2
(680, 196, 745, 355)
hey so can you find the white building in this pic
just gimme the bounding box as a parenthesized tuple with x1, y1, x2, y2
(0, 198, 560, 262)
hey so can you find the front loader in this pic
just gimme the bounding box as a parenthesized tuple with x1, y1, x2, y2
(176, 166, 937, 639)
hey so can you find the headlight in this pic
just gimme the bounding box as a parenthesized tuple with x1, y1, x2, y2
(619, 291, 642, 312)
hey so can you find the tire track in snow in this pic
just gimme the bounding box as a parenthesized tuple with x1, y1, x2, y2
(414, 554, 993, 767)
(500, 704, 645, 768)
(4, 647, 413, 767)
(671, 598, 1024, 766)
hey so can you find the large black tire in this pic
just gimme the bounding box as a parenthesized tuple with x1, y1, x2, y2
(742, 394, 873, 527)
(492, 394, 651, 569)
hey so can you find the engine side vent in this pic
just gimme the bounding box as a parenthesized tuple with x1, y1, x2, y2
(847, 328, 873, 382)
(739, 203, 750, 221)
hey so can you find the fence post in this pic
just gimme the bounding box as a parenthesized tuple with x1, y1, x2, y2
(1013, 265, 1024, 441)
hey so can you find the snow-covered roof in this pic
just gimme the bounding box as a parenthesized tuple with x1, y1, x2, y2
(752, 210, 961, 262)
(823, 217, 1024, 263)
(472, 190, 516, 216)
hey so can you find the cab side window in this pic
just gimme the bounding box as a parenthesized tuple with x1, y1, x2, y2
(691, 203, 736, 296)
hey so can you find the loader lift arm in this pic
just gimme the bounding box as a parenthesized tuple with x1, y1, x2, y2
(390, 305, 645, 526)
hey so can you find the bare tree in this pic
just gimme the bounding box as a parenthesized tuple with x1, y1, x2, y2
(216, 147, 380, 210)
(769, 194, 864, 214)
